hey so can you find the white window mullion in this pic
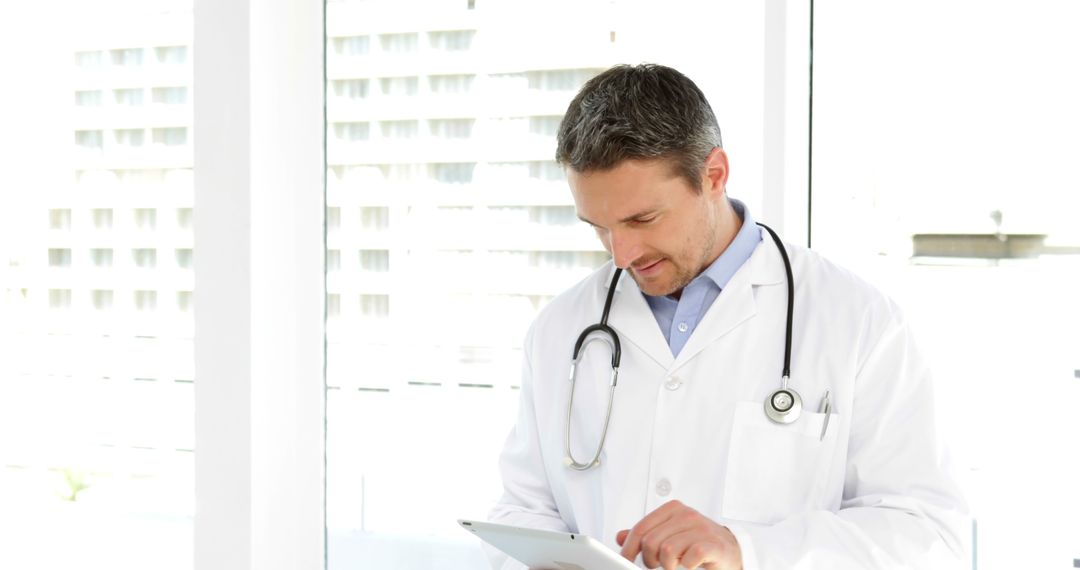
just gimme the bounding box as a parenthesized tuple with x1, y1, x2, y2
(193, 1, 325, 569)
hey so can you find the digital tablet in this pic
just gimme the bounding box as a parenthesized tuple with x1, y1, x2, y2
(459, 519, 638, 570)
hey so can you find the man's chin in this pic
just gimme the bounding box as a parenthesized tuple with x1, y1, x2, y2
(629, 272, 677, 297)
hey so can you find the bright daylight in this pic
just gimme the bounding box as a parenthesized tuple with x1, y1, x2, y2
(0, 1, 1077, 569)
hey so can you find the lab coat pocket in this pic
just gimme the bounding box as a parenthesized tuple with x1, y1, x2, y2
(721, 400, 840, 525)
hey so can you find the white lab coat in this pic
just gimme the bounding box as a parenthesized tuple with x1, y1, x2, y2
(488, 236, 970, 569)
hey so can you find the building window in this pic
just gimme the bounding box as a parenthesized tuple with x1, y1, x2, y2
(428, 30, 475, 52)
(427, 74, 475, 95)
(113, 88, 145, 106)
(429, 119, 474, 140)
(75, 90, 103, 106)
(114, 129, 145, 147)
(110, 48, 144, 66)
(49, 289, 72, 310)
(333, 36, 370, 56)
(429, 162, 476, 184)
(48, 249, 72, 267)
(331, 79, 370, 100)
(327, 250, 342, 272)
(526, 69, 600, 91)
(529, 116, 562, 137)
(49, 209, 71, 230)
(529, 160, 564, 182)
(134, 208, 157, 230)
(152, 86, 188, 105)
(177, 208, 193, 230)
(176, 291, 193, 313)
(152, 127, 188, 146)
(74, 50, 103, 68)
(378, 77, 419, 97)
(92, 209, 113, 230)
(175, 249, 193, 269)
(332, 122, 370, 142)
(90, 249, 113, 268)
(379, 120, 419, 140)
(528, 205, 578, 226)
(91, 290, 113, 311)
(327, 207, 341, 231)
(378, 33, 418, 54)
(327, 294, 341, 318)
(359, 207, 390, 230)
(133, 248, 157, 269)
(134, 290, 157, 311)
(76, 130, 104, 150)
(154, 45, 187, 64)
(359, 250, 389, 272)
(359, 294, 390, 318)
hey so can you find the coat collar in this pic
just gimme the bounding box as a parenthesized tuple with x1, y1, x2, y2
(598, 235, 790, 371)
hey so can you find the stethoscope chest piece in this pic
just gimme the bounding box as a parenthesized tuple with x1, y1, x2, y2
(764, 387, 802, 424)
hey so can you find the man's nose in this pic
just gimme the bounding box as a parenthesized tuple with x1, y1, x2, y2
(608, 229, 641, 269)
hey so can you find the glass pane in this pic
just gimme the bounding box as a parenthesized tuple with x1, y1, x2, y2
(812, 2, 1080, 568)
(0, 2, 194, 569)
(325, 0, 769, 568)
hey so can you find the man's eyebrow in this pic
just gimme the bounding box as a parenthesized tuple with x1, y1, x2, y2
(577, 209, 660, 227)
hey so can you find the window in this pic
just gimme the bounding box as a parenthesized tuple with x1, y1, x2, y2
(152, 86, 188, 105)
(327, 207, 341, 231)
(48, 248, 72, 267)
(176, 291, 193, 313)
(358, 249, 389, 272)
(331, 79, 370, 100)
(76, 130, 103, 150)
(90, 248, 114, 268)
(332, 122, 370, 142)
(378, 33, 418, 54)
(175, 249, 193, 269)
(359, 207, 390, 230)
(133, 248, 157, 269)
(379, 120, 419, 140)
(327, 249, 342, 272)
(528, 116, 562, 137)
(525, 69, 599, 91)
(74, 50, 103, 68)
(333, 36, 370, 56)
(91, 289, 113, 310)
(176, 208, 193, 230)
(114, 88, 145, 106)
(358, 294, 389, 318)
(114, 128, 145, 147)
(429, 119, 474, 140)
(152, 127, 188, 146)
(427, 74, 475, 94)
(49, 209, 71, 230)
(134, 290, 157, 311)
(378, 76, 419, 97)
(429, 162, 475, 184)
(154, 45, 187, 64)
(48, 289, 72, 309)
(428, 30, 475, 52)
(75, 90, 103, 106)
(92, 208, 113, 230)
(110, 48, 144, 66)
(134, 208, 157, 230)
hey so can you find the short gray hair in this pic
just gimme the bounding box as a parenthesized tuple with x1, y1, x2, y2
(555, 64, 723, 191)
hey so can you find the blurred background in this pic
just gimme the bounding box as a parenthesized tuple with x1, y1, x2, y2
(0, 0, 1076, 568)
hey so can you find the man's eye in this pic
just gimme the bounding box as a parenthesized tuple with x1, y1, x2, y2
(630, 217, 656, 225)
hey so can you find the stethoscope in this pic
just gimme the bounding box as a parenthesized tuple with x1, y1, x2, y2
(564, 223, 799, 471)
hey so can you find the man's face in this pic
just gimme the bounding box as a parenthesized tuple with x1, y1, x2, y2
(568, 154, 730, 297)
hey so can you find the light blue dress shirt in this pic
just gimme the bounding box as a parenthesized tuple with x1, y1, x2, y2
(643, 199, 762, 357)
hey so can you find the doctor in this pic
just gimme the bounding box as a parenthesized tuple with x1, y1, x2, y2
(487, 64, 969, 570)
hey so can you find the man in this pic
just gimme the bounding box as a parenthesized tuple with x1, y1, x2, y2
(487, 64, 968, 569)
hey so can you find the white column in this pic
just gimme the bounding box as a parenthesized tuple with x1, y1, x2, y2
(193, 1, 325, 569)
(763, 0, 812, 246)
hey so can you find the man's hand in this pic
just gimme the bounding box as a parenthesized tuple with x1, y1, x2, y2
(616, 500, 742, 570)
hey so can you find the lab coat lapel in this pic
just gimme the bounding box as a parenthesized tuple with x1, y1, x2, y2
(673, 239, 786, 367)
(603, 267, 675, 370)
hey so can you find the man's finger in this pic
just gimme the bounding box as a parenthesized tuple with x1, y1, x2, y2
(619, 501, 682, 561)
(616, 529, 629, 546)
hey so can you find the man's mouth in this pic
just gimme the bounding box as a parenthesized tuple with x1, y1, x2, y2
(632, 258, 665, 276)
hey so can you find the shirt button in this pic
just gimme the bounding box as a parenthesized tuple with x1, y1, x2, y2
(677, 322, 689, 333)
(664, 376, 682, 391)
(655, 478, 672, 497)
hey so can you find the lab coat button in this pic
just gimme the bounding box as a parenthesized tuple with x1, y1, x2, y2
(664, 377, 682, 391)
(677, 322, 689, 333)
(655, 478, 672, 496)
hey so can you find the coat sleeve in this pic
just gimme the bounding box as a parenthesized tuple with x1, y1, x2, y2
(727, 303, 971, 569)
(485, 325, 571, 570)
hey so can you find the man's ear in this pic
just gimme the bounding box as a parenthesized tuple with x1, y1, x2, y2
(702, 147, 730, 197)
